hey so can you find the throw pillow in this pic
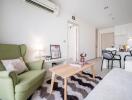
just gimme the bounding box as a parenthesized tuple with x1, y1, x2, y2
(1, 57, 28, 74)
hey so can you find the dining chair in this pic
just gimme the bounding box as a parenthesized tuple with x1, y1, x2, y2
(101, 50, 121, 71)
(124, 50, 132, 69)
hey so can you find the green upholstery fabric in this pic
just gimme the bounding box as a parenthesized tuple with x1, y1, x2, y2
(19, 44, 26, 58)
(0, 71, 18, 87)
(0, 44, 45, 100)
(0, 44, 21, 59)
(15, 77, 44, 100)
(16, 70, 45, 92)
(9, 71, 18, 87)
(0, 61, 5, 71)
(26, 60, 44, 70)
(0, 71, 10, 77)
(0, 71, 15, 100)
(0, 44, 25, 71)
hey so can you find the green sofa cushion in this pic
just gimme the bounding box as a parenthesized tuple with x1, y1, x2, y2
(15, 70, 45, 92)
(19, 44, 26, 58)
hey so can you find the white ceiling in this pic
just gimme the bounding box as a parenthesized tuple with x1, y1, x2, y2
(54, 0, 132, 29)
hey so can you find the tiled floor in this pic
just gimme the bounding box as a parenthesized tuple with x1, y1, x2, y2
(87, 58, 111, 78)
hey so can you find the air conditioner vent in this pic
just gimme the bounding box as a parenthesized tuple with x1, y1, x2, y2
(25, 0, 59, 15)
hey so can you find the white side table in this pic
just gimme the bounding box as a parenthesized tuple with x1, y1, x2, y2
(44, 58, 65, 79)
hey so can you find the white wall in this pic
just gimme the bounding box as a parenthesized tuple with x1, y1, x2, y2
(0, 0, 96, 61)
(79, 22, 96, 59)
(115, 23, 132, 47)
(98, 27, 114, 33)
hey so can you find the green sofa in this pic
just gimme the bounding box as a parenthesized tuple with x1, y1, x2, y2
(0, 44, 45, 100)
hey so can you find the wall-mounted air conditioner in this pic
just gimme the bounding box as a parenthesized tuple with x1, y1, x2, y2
(25, 0, 59, 15)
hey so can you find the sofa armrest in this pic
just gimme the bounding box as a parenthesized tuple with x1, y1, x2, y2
(26, 60, 44, 70)
(0, 71, 10, 77)
(0, 71, 16, 100)
(0, 71, 18, 86)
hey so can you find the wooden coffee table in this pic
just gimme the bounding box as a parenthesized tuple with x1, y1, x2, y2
(49, 63, 96, 100)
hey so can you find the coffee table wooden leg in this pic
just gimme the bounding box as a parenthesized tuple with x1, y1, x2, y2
(91, 66, 96, 79)
(64, 78, 67, 100)
(50, 73, 55, 94)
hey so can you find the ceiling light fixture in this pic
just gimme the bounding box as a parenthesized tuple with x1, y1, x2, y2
(104, 6, 109, 10)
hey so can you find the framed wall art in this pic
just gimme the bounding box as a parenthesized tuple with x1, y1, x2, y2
(50, 45, 61, 59)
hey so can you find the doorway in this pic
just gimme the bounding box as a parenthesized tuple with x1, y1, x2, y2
(67, 21, 79, 62)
